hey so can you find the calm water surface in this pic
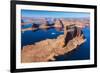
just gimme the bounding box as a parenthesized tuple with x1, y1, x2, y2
(21, 25, 90, 61)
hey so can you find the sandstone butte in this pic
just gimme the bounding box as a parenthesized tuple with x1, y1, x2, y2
(21, 18, 88, 63)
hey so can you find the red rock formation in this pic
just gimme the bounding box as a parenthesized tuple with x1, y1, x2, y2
(21, 30, 86, 63)
(21, 17, 88, 63)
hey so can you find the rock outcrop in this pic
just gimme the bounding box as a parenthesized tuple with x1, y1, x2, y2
(21, 18, 87, 63)
(21, 30, 86, 63)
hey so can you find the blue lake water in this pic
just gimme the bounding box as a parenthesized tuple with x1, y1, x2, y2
(21, 27, 64, 47)
(21, 25, 90, 61)
(55, 27, 90, 61)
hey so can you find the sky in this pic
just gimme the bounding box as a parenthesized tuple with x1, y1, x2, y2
(21, 9, 90, 18)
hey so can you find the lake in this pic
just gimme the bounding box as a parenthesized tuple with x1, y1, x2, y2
(55, 27, 90, 61)
(21, 25, 90, 61)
